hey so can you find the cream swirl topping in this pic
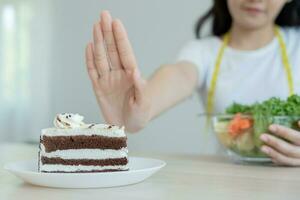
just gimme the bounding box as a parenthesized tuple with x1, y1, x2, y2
(51, 113, 125, 137)
(54, 113, 88, 129)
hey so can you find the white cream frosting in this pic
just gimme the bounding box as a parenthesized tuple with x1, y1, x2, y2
(40, 164, 129, 172)
(54, 113, 88, 129)
(41, 126, 125, 137)
(40, 144, 128, 160)
(42, 113, 125, 137)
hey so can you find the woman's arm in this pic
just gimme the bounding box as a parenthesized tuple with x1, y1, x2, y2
(260, 122, 300, 166)
(145, 61, 198, 120)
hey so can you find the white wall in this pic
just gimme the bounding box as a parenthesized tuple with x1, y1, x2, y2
(1, 0, 213, 154)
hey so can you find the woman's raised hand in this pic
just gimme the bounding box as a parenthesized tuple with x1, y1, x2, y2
(85, 11, 151, 132)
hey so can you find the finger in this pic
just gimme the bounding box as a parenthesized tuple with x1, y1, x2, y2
(261, 145, 300, 166)
(112, 19, 138, 73)
(260, 134, 300, 158)
(93, 22, 110, 76)
(269, 124, 300, 145)
(132, 69, 146, 104)
(100, 11, 122, 70)
(85, 43, 99, 88)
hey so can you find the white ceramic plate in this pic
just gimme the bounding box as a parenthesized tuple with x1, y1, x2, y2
(4, 157, 166, 189)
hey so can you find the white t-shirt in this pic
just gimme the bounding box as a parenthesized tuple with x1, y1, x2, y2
(177, 27, 300, 155)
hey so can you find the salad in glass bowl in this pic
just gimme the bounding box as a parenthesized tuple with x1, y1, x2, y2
(212, 95, 300, 163)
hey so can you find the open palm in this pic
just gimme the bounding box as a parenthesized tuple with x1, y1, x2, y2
(85, 11, 150, 131)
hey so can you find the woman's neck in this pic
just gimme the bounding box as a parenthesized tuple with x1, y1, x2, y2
(229, 23, 275, 50)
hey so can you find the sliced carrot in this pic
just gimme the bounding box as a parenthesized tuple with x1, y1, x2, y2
(228, 113, 252, 138)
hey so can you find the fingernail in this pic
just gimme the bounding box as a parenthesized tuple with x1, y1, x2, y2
(269, 125, 277, 132)
(261, 146, 269, 154)
(260, 134, 268, 142)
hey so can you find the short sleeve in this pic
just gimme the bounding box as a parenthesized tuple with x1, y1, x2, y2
(176, 40, 207, 88)
(282, 27, 300, 54)
(282, 27, 300, 40)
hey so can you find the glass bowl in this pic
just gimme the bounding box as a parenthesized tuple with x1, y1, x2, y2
(212, 114, 300, 163)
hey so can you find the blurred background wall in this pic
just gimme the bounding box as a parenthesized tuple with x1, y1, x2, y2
(0, 0, 213, 154)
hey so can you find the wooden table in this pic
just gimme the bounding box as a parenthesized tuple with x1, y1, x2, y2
(1, 143, 300, 200)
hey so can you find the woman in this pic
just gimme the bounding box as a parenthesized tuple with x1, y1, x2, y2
(85, 0, 300, 166)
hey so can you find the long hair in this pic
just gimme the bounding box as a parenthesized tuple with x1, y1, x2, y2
(195, 0, 300, 38)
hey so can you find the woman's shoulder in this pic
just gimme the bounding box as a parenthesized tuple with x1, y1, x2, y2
(178, 36, 221, 62)
(177, 36, 221, 89)
(178, 36, 221, 57)
(181, 36, 220, 50)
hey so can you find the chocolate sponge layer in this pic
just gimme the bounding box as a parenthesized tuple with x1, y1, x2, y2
(41, 157, 128, 166)
(42, 135, 127, 152)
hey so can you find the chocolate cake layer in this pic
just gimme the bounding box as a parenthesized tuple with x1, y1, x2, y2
(41, 157, 128, 166)
(42, 135, 127, 152)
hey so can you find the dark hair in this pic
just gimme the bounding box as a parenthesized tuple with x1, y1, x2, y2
(195, 0, 300, 38)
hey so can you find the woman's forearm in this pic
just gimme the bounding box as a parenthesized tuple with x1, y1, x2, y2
(144, 61, 198, 122)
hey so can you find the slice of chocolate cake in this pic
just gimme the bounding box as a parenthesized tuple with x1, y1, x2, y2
(39, 113, 128, 173)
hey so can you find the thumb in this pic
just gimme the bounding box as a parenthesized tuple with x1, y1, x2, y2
(132, 69, 146, 104)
